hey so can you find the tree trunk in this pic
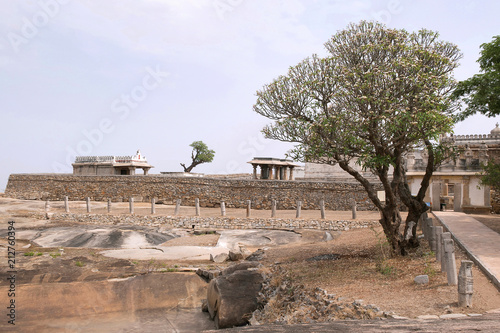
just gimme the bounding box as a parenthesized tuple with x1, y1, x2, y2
(180, 161, 202, 173)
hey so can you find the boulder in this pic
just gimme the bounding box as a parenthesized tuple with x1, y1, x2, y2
(414, 275, 429, 285)
(228, 250, 244, 261)
(207, 264, 263, 329)
(210, 252, 229, 263)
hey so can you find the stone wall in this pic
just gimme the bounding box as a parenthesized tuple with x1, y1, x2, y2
(46, 213, 379, 231)
(5, 174, 381, 211)
(492, 189, 500, 214)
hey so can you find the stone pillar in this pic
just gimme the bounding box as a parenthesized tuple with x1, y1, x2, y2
(195, 198, 200, 216)
(45, 200, 50, 213)
(269, 165, 274, 180)
(441, 232, 452, 272)
(129, 197, 134, 214)
(151, 198, 155, 214)
(174, 199, 181, 215)
(458, 260, 473, 307)
(279, 167, 285, 180)
(64, 196, 69, 213)
(252, 165, 258, 179)
(352, 201, 357, 219)
(271, 200, 277, 218)
(443, 179, 449, 196)
(429, 226, 436, 252)
(431, 182, 441, 211)
(221, 201, 226, 216)
(86, 197, 91, 213)
(296, 201, 302, 218)
(454, 183, 462, 212)
(484, 185, 491, 208)
(320, 200, 325, 219)
(405, 221, 416, 240)
(435, 226, 443, 262)
(444, 238, 458, 285)
(246, 200, 251, 217)
(283, 166, 288, 180)
(289, 167, 294, 180)
(143, 167, 150, 175)
(463, 176, 471, 206)
(107, 199, 111, 213)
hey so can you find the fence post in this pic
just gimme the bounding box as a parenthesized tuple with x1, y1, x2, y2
(195, 198, 200, 216)
(221, 201, 226, 216)
(296, 200, 302, 218)
(429, 226, 437, 252)
(64, 196, 69, 213)
(151, 198, 155, 215)
(458, 260, 473, 307)
(320, 200, 325, 219)
(271, 200, 277, 218)
(441, 232, 452, 272)
(129, 197, 134, 214)
(246, 200, 251, 218)
(45, 200, 50, 213)
(86, 197, 91, 213)
(444, 238, 458, 285)
(174, 199, 181, 216)
(352, 201, 357, 219)
(435, 226, 443, 262)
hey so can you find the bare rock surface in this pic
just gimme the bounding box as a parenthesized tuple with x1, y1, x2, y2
(202, 313, 500, 332)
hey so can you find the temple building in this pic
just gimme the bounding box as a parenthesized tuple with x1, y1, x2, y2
(248, 157, 300, 180)
(405, 124, 500, 213)
(72, 150, 153, 176)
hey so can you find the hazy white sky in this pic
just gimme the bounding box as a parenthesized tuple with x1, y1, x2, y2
(1, 0, 499, 191)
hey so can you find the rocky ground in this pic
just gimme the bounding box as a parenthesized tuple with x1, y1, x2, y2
(1, 197, 500, 331)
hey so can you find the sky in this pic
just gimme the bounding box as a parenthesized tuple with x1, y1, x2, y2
(1, 0, 500, 191)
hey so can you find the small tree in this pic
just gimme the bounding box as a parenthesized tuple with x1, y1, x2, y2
(453, 35, 500, 119)
(480, 160, 500, 191)
(180, 141, 215, 173)
(254, 21, 461, 255)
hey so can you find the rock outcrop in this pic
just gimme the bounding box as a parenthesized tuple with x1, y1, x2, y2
(207, 262, 263, 329)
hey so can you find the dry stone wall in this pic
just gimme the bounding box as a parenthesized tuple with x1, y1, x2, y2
(492, 189, 500, 214)
(47, 213, 379, 231)
(5, 174, 382, 211)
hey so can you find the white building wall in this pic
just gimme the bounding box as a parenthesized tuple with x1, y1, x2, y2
(469, 178, 485, 206)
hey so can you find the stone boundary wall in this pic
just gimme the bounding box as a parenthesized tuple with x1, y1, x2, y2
(48, 213, 379, 231)
(492, 189, 500, 214)
(5, 174, 382, 211)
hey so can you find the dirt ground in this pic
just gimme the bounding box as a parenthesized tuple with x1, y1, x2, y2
(2, 197, 500, 321)
(261, 223, 500, 318)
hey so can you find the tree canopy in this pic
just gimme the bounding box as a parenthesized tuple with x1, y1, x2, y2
(254, 21, 461, 254)
(180, 141, 215, 173)
(453, 35, 500, 119)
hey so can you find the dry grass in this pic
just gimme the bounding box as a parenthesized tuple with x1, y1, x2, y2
(262, 225, 500, 318)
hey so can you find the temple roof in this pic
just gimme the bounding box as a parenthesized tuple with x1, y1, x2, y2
(248, 157, 300, 167)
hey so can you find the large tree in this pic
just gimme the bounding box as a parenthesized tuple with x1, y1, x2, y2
(254, 21, 461, 255)
(453, 35, 500, 120)
(180, 141, 215, 173)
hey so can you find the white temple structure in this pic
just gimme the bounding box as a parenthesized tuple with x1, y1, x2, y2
(72, 150, 153, 176)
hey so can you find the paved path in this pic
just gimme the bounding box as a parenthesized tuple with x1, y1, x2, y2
(433, 211, 500, 290)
